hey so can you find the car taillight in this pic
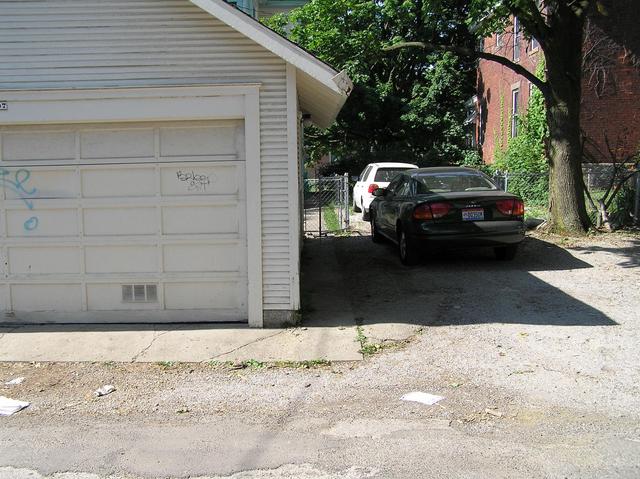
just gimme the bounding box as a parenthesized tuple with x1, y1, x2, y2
(513, 199, 524, 216)
(367, 183, 379, 194)
(496, 199, 525, 216)
(413, 202, 451, 220)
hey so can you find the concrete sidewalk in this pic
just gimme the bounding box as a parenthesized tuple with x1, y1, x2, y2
(0, 323, 361, 363)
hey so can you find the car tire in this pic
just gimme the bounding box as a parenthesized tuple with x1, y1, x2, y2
(370, 214, 383, 243)
(353, 197, 361, 213)
(399, 230, 419, 266)
(495, 244, 518, 261)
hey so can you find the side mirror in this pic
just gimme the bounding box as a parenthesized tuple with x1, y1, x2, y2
(372, 188, 387, 197)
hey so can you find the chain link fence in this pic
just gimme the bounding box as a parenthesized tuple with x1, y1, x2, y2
(303, 175, 350, 236)
(492, 164, 640, 225)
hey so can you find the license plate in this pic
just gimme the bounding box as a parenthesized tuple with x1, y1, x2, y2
(462, 208, 484, 221)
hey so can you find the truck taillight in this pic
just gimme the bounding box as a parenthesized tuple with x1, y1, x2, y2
(368, 183, 379, 194)
(413, 202, 451, 220)
(496, 199, 525, 216)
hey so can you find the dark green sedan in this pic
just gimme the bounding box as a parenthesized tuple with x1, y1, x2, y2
(369, 167, 526, 265)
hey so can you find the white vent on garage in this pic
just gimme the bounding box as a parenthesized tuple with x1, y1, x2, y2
(122, 284, 158, 303)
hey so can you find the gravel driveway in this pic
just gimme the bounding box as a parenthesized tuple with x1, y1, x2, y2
(1, 225, 639, 478)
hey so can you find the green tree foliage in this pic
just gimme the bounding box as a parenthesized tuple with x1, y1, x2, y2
(493, 62, 549, 207)
(265, 0, 476, 176)
(467, 0, 596, 232)
(387, 1, 606, 233)
(495, 61, 547, 174)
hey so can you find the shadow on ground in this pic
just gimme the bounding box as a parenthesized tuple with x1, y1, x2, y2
(569, 238, 639, 268)
(301, 235, 617, 328)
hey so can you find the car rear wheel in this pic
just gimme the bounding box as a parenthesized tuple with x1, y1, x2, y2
(370, 214, 383, 243)
(495, 244, 518, 261)
(399, 230, 419, 265)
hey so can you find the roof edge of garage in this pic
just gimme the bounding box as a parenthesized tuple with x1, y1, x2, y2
(189, 0, 352, 128)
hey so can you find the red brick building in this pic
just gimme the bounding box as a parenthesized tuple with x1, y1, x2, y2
(475, 7, 640, 165)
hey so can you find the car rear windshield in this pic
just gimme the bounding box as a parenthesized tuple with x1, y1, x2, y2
(415, 172, 498, 194)
(374, 168, 415, 182)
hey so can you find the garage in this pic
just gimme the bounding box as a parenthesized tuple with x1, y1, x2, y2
(1, 119, 248, 323)
(0, 0, 351, 327)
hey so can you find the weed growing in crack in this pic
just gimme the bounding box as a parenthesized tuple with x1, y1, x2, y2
(242, 359, 266, 369)
(356, 325, 403, 357)
(355, 326, 378, 357)
(272, 359, 332, 369)
(156, 361, 178, 369)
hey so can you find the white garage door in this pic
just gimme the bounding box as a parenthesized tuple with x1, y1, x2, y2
(0, 120, 248, 323)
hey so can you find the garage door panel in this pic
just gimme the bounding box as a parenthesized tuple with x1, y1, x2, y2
(83, 207, 157, 236)
(162, 205, 239, 234)
(4, 169, 78, 200)
(8, 247, 81, 274)
(2, 131, 75, 162)
(11, 284, 82, 312)
(164, 281, 245, 311)
(159, 126, 237, 157)
(85, 246, 158, 273)
(7, 208, 78, 237)
(80, 129, 155, 160)
(161, 164, 242, 196)
(163, 243, 244, 273)
(81, 167, 157, 198)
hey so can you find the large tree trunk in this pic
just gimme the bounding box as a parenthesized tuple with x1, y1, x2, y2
(546, 94, 590, 233)
(543, 6, 590, 234)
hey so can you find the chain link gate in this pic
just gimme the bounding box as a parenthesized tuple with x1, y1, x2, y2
(303, 174, 350, 236)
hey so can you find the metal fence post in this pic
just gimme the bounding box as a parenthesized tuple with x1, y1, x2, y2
(344, 173, 350, 229)
(318, 179, 322, 236)
(634, 171, 640, 226)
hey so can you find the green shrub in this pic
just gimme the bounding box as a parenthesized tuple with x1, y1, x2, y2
(494, 61, 549, 207)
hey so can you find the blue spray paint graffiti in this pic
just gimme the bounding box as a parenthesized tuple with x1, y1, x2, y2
(0, 168, 39, 231)
(23, 216, 39, 231)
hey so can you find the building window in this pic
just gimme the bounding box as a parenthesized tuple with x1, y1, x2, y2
(511, 88, 520, 137)
(530, 37, 539, 51)
(513, 17, 521, 61)
(496, 33, 503, 49)
(227, 0, 256, 17)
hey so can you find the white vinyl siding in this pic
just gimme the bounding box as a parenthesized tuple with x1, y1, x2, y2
(0, 0, 293, 310)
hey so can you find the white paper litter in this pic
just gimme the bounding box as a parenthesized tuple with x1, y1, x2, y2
(4, 377, 25, 385)
(400, 391, 444, 406)
(94, 385, 116, 397)
(0, 396, 30, 416)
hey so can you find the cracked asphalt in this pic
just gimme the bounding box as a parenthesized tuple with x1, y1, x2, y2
(1, 230, 639, 478)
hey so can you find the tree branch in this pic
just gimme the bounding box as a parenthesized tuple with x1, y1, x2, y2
(507, 2, 551, 44)
(384, 41, 549, 97)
